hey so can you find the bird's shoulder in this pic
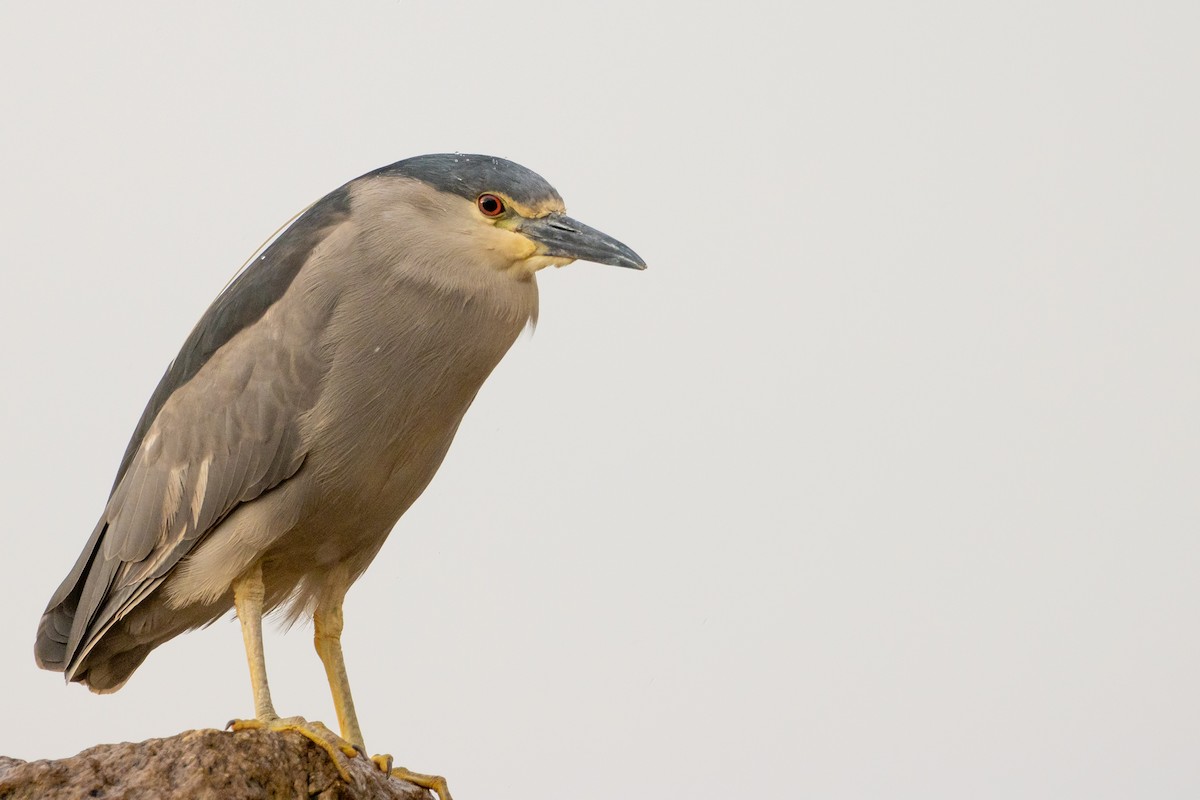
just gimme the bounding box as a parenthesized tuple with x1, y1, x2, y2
(110, 186, 353, 493)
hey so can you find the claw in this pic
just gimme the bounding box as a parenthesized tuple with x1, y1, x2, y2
(228, 716, 360, 783)
(392, 765, 453, 800)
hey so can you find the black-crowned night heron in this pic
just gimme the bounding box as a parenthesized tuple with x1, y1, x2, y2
(34, 154, 644, 795)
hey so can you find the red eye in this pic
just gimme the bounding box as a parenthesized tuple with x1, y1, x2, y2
(477, 193, 505, 217)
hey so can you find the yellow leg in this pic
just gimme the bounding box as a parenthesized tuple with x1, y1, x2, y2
(232, 563, 276, 720)
(313, 592, 452, 798)
(314, 599, 365, 749)
(228, 563, 358, 782)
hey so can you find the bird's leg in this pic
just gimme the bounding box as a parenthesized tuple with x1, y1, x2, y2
(232, 562, 276, 719)
(226, 563, 358, 782)
(313, 594, 453, 799)
(314, 599, 365, 748)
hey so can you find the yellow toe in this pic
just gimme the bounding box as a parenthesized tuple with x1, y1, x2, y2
(227, 715, 360, 782)
(392, 765, 453, 800)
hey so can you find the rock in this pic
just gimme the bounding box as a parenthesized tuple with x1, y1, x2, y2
(0, 728, 435, 800)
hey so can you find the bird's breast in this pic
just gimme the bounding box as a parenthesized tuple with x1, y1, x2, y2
(297, 270, 536, 529)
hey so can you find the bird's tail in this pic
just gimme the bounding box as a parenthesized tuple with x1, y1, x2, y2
(34, 603, 75, 673)
(34, 518, 108, 676)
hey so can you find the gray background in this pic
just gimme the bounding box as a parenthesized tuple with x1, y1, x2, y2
(2, 2, 1197, 798)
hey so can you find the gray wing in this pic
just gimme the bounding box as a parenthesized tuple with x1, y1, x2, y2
(35, 186, 351, 677)
(110, 185, 352, 493)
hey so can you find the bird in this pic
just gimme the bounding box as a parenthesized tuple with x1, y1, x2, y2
(34, 153, 645, 795)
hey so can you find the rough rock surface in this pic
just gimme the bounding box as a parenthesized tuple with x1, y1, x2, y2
(0, 728, 434, 800)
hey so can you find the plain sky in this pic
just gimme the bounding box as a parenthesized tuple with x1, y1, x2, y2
(1, 2, 1198, 798)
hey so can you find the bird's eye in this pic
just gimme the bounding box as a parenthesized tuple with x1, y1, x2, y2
(477, 193, 505, 217)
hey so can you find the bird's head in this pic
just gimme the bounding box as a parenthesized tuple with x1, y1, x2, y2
(371, 153, 646, 278)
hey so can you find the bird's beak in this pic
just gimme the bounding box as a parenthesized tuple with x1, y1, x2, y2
(517, 213, 647, 270)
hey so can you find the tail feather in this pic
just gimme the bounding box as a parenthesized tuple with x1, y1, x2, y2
(73, 643, 156, 694)
(41, 580, 230, 693)
(35, 519, 109, 675)
(34, 605, 74, 672)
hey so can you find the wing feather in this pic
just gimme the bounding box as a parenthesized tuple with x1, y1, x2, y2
(36, 187, 350, 679)
(62, 338, 325, 678)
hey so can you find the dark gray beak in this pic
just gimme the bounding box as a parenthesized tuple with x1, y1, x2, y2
(517, 213, 647, 270)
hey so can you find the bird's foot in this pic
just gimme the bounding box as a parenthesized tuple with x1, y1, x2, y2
(227, 715, 360, 782)
(389, 762, 454, 800)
